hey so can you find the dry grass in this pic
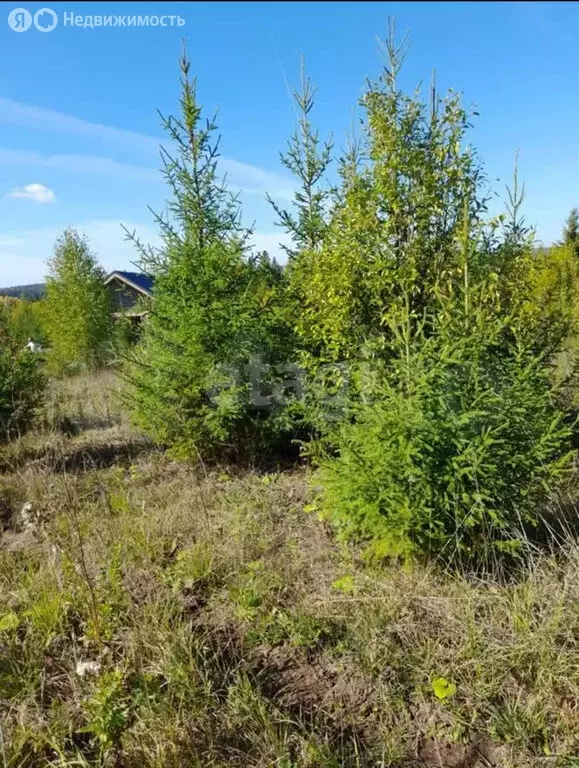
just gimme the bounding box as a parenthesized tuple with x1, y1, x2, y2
(0, 368, 148, 475)
(1, 372, 579, 767)
(43, 368, 128, 430)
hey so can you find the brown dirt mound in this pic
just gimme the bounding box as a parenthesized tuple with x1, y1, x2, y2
(419, 736, 512, 768)
(254, 643, 375, 725)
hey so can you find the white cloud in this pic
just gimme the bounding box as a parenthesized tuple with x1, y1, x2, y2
(0, 101, 296, 281)
(0, 98, 295, 200)
(223, 158, 295, 202)
(9, 183, 55, 203)
(0, 148, 159, 182)
(0, 97, 160, 154)
(0, 147, 294, 198)
(0, 235, 28, 248)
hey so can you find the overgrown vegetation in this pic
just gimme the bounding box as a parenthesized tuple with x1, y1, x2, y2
(3, 28, 579, 766)
(121, 35, 579, 559)
(561, 207, 579, 259)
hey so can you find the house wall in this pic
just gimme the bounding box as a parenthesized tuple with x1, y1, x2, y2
(107, 279, 142, 312)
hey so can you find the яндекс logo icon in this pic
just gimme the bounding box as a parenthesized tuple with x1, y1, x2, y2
(8, 7, 32, 31)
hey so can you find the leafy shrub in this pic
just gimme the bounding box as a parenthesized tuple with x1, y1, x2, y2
(0, 344, 44, 440)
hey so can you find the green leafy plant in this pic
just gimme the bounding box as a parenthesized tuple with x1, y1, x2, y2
(561, 207, 579, 259)
(432, 676, 457, 700)
(0, 611, 19, 633)
(84, 669, 130, 749)
(290, 24, 486, 380)
(44, 228, 113, 373)
(299, 30, 574, 562)
(332, 575, 355, 593)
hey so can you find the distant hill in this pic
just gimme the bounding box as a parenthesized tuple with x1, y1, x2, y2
(0, 283, 46, 299)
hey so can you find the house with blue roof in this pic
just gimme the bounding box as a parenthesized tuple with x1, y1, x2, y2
(104, 270, 154, 321)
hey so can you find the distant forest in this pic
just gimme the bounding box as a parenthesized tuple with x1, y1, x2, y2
(0, 283, 46, 299)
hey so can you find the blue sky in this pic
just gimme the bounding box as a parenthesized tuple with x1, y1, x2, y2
(0, 1, 578, 285)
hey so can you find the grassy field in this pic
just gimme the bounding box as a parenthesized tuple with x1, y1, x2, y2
(1, 372, 579, 767)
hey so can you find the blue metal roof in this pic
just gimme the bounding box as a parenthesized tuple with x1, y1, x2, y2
(107, 271, 154, 295)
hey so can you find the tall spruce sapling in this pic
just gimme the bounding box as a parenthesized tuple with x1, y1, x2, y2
(315, 208, 574, 563)
(266, 60, 337, 434)
(268, 59, 333, 260)
(125, 52, 295, 459)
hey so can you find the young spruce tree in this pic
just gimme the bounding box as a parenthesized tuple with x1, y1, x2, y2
(127, 52, 293, 459)
(293, 26, 487, 372)
(268, 60, 333, 260)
